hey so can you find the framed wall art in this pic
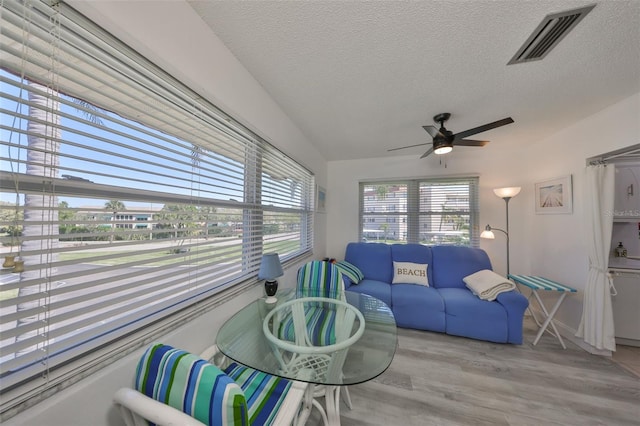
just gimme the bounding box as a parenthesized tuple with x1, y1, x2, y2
(316, 185, 326, 213)
(534, 175, 573, 214)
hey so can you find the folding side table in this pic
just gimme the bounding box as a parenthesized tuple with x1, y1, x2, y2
(508, 274, 577, 349)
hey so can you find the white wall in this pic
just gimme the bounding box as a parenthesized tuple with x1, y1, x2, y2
(520, 93, 640, 338)
(327, 92, 640, 349)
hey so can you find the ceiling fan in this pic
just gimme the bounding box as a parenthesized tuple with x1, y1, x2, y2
(388, 113, 514, 158)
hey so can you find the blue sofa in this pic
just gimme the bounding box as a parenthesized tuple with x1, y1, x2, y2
(343, 242, 529, 344)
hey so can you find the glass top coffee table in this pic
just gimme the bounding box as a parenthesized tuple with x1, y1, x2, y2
(216, 288, 397, 386)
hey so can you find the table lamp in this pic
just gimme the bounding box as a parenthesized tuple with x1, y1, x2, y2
(258, 253, 283, 303)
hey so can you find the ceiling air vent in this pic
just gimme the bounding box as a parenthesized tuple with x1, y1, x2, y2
(507, 4, 595, 65)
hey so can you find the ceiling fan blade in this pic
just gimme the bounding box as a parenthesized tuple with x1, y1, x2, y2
(420, 147, 434, 158)
(387, 142, 430, 152)
(422, 125, 442, 138)
(453, 117, 514, 140)
(454, 139, 489, 147)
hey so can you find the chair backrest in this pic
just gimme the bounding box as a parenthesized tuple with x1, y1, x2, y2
(296, 261, 344, 300)
(264, 297, 365, 383)
(135, 343, 249, 426)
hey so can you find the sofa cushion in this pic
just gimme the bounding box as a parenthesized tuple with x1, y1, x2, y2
(392, 261, 429, 286)
(345, 242, 392, 283)
(345, 278, 392, 307)
(392, 284, 445, 332)
(390, 244, 433, 286)
(439, 288, 508, 343)
(431, 245, 492, 289)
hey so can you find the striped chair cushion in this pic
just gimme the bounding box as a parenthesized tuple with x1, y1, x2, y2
(296, 261, 343, 299)
(135, 343, 249, 426)
(278, 305, 338, 346)
(335, 260, 365, 284)
(224, 363, 292, 426)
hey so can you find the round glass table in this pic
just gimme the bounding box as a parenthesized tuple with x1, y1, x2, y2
(216, 288, 397, 386)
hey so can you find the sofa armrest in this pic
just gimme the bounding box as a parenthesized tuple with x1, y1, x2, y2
(496, 291, 529, 344)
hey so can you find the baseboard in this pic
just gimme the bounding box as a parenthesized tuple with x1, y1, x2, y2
(615, 337, 640, 348)
(528, 307, 612, 357)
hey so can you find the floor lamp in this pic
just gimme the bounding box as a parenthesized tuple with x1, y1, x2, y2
(481, 187, 521, 275)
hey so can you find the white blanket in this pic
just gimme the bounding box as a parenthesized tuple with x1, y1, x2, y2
(463, 269, 515, 301)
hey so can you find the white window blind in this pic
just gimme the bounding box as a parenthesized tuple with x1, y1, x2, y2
(0, 0, 314, 402)
(359, 177, 479, 246)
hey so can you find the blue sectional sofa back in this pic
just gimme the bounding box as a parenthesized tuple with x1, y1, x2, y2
(431, 245, 492, 288)
(343, 242, 528, 344)
(345, 242, 392, 283)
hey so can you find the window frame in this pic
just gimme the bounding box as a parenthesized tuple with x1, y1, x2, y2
(358, 177, 480, 246)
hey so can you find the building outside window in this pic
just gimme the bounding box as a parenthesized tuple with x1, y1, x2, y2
(359, 177, 479, 246)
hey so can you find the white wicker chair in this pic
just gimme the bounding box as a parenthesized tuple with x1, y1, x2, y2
(295, 261, 355, 411)
(264, 296, 365, 425)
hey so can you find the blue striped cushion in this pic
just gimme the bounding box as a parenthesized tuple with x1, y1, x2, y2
(135, 343, 249, 426)
(335, 260, 365, 284)
(508, 274, 577, 292)
(224, 363, 292, 426)
(278, 305, 338, 346)
(296, 261, 342, 299)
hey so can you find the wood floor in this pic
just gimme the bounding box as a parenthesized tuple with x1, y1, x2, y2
(308, 318, 640, 426)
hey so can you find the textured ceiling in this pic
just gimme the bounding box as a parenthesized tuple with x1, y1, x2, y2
(188, 0, 640, 162)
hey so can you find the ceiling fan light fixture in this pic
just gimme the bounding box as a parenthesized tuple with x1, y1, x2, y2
(433, 139, 453, 155)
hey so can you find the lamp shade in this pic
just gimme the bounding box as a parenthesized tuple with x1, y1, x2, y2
(493, 187, 521, 199)
(480, 229, 496, 239)
(258, 253, 283, 280)
(480, 225, 496, 239)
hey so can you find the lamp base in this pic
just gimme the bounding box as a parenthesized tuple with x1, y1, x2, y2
(264, 279, 278, 300)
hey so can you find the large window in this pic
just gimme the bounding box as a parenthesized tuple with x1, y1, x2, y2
(0, 0, 313, 406)
(359, 177, 479, 246)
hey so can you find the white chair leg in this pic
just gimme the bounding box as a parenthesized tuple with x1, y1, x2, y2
(341, 386, 353, 410)
(325, 385, 341, 426)
(297, 383, 328, 426)
(312, 399, 330, 426)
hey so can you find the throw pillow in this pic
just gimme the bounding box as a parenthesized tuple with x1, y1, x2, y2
(392, 261, 429, 286)
(335, 260, 365, 284)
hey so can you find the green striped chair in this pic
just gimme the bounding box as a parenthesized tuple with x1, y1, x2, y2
(282, 260, 354, 415)
(278, 261, 345, 346)
(114, 343, 304, 426)
(296, 260, 344, 300)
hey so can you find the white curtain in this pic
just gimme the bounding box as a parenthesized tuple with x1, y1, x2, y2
(576, 164, 616, 351)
